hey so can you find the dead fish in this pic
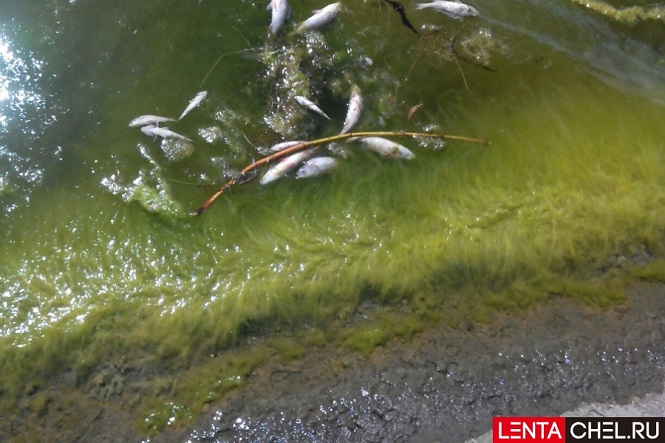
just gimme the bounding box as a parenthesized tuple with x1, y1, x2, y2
(129, 115, 175, 127)
(270, 140, 307, 152)
(260, 149, 316, 185)
(414, 0, 479, 20)
(178, 91, 207, 120)
(140, 124, 157, 137)
(141, 125, 193, 142)
(297, 2, 343, 32)
(296, 156, 339, 179)
(356, 137, 415, 159)
(270, 0, 289, 35)
(266, 1, 292, 18)
(295, 96, 331, 120)
(340, 85, 363, 135)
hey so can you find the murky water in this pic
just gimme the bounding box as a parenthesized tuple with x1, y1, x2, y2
(1, 0, 664, 434)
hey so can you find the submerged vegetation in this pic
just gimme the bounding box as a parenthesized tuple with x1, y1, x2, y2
(570, 0, 665, 25)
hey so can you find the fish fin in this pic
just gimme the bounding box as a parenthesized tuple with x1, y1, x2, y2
(414, 3, 426, 11)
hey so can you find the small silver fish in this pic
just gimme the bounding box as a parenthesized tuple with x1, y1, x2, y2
(270, 0, 289, 36)
(140, 124, 157, 137)
(340, 85, 363, 135)
(141, 125, 193, 142)
(129, 115, 175, 127)
(260, 149, 316, 185)
(295, 96, 331, 120)
(269, 140, 306, 152)
(179, 91, 207, 120)
(414, 0, 479, 20)
(297, 2, 343, 32)
(266, 1, 292, 19)
(296, 156, 339, 179)
(356, 137, 415, 160)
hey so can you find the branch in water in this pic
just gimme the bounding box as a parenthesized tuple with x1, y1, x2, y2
(193, 130, 489, 216)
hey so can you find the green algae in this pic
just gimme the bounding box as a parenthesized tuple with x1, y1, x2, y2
(626, 260, 665, 283)
(26, 391, 51, 418)
(4, 75, 665, 431)
(486, 274, 626, 310)
(271, 336, 307, 362)
(137, 344, 269, 434)
(340, 312, 425, 356)
(571, 0, 665, 25)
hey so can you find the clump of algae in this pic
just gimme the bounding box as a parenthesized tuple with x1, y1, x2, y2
(138, 344, 270, 434)
(339, 312, 425, 356)
(571, 0, 665, 25)
(626, 259, 665, 283)
(100, 145, 186, 217)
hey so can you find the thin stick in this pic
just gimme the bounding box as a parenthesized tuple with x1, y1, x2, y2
(199, 48, 257, 88)
(193, 130, 489, 215)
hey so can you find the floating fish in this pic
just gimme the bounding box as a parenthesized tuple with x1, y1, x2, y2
(270, 0, 289, 35)
(340, 85, 363, 135)
(270, 140, 307, 152)
(296, 156, 339, 179)
(260, 149, 316, 185)
(414, 0, 479, 20)
(355, 137, 415, 159)
(179, 91, 207, 120)
(141, 125, 193, 142)
(297, 2, 343, 32)
(266, 1, 292, 18)
(295, 96, 331, 120)
(140, 124, 158, 137)
(129, 115, 175, 127)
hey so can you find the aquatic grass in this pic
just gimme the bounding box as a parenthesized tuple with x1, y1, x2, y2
(626, 260, 665, 283)
(339, 310, 425, 356)
(570, 0, 665, 25)
(3, 78, 665, 378)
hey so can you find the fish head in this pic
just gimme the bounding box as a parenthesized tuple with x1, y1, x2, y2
(140, 125, 157, 135)
(465, 5, 479, 16)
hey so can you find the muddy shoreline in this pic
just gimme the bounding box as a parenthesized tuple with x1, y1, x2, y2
(5, 283, 665, 442)
(166, 283, 664, 443)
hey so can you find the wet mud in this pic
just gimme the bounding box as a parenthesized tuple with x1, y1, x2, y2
(171, 284, 665, 443)
(5, 283, 665, 442)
